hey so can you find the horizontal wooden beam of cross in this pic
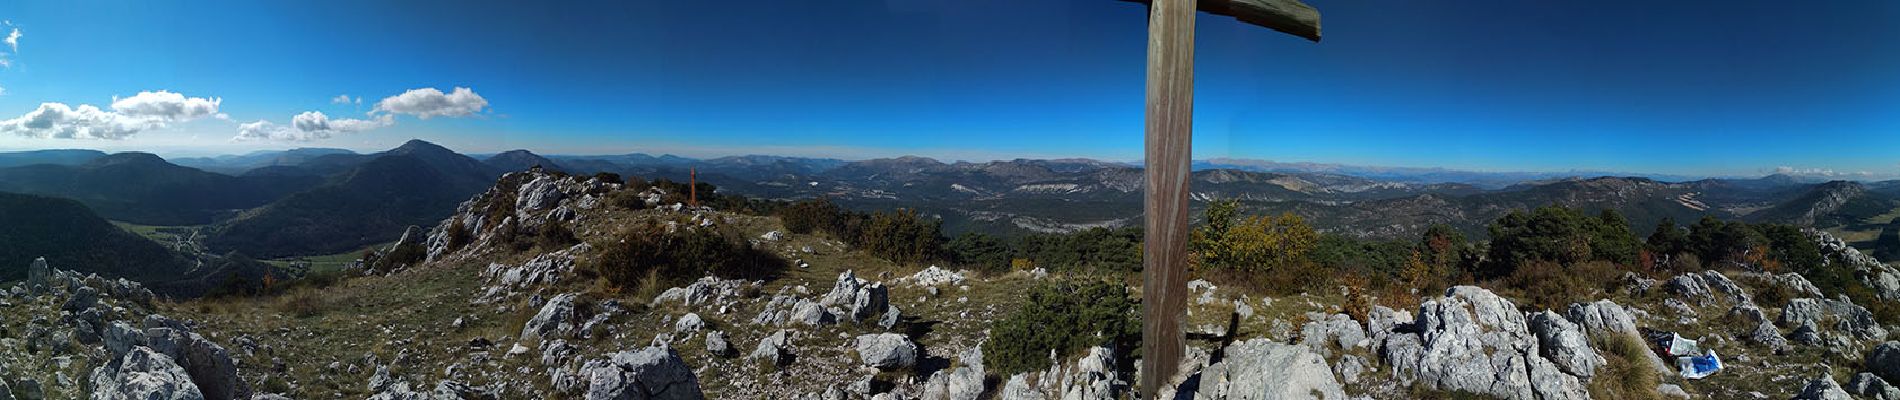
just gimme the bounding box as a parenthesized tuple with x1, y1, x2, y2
(1128, 0, 1318, 397)
(1120, 0, 1321, 42)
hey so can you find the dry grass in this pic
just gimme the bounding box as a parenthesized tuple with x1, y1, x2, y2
(1589, 333, 1665, 400)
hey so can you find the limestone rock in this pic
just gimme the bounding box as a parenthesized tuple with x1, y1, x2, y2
(522, 293, 580, 341)
(1192, 339, 1346, 400)
(1379, 286, 1590, 400)
(674, 313, 704, 334)
(704, 331, 731, 357)
(902, 266, 966, 287)
(920, 346, 985, 400)
(1797, 375, 1853, 400)
(854, 333, 918, 370)
(1869, 342, 1900, 383)
(26, 257, 49, 294)
(1528, 311, 1603, 379)
(578, 347, 703, 400)
(1848, 372, 1900, 400)
(750, 330, 795, 367)
(1565, 300, 1638, 337)
(90, 346, 206, 400)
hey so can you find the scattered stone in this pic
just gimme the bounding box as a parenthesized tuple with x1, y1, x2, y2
(577, 347, 703, 400)
(750, 330, 795, 367)
(705, 331, 732, 357)
(674, 313, 704, 334)
(854, 333, 918, 370)
(1848, 372, 1900, 400)
(920, 346, 984, 400)
(1870, 342, 1900, 383)
(1797, 374, 1853, 400)
(902, 266, 965, 287)
(522, 293, 580, 341)
(1656, 384, 1690, 399)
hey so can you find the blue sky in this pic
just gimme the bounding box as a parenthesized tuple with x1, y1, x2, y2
(0, 0, 1895, 178)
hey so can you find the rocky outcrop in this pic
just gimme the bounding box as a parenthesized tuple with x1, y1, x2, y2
(1379, 286, 1592, 400)
(1001, 346, 1120, 400)
(854, 333, 918, 370)
(522, 293, 580, 342)
(426, 170, 618, 261)
(1810, 229, 1900, 301)
(651, 276, 757, 309)
(820, 270, 891, 323)
(1870, 342, 1900, 384)
(901, 266, 966, 287)
(480, 243, 590, 301)
(1849, 372, 1900, 400)
(1779, 297, 1887, 347)
(26, 256, 50, 294)
(1798, 375, 1853, 400)
(1665, 270, 1750, 306)
(1564, 300, 1638, 337)
(1528, 311, 1603, 379)
(1191, 339, 1347, 400)
(89, 346, 206, 400)
(577, 347, 703, 400)
(1298, 313, 1367, 354)
(920, 346, 985, 400)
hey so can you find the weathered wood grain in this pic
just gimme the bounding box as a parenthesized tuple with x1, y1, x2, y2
(1139, 0, 1196, 396)
(1120, 0, 1321, 42)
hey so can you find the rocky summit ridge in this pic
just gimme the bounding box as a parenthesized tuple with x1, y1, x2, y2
(17, 168, 1900, 399)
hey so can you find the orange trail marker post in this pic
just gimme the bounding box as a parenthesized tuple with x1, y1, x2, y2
(1121, 0, 1319, 397)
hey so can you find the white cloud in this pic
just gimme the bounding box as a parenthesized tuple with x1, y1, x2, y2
(331, 94, 361, 105)
(109, 90, 222, 121)
(0, 90, 221, 140)
(291, 111, 391, 134)
(0, 103, 157, 139)
(372, 87, 487, 119)
(0, 23, 17, 68)
(234, 111, 392, 142)
(234, 120, 297, 141)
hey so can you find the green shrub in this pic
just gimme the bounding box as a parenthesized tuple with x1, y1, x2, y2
(372, 241, 425, 272)
(1495, 260, 1622, 311)
(948, 232, 1012, 275)
(585, 220, 785, 294)
(532, 220, 580, 251)
(1013, 227, 1142, 276)
(861, 209, 945, 265)
(985, 281, 1139, 376)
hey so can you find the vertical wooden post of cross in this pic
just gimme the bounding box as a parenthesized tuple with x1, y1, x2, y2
(1129, 0, 1319, 397)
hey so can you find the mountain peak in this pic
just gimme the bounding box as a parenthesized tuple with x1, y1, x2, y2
(85, 152, 170, 168)
(388, 139, 454, 155)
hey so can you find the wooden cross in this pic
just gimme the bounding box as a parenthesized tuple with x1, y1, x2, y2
(1125, 0, 1319, 397)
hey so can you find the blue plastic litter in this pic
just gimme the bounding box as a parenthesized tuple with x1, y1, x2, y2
(1676, 350, 1722, 379)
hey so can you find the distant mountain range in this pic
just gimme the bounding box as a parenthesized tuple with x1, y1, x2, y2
(2, 142, 1897, 261)
(206, 140, 503, 257)
(0, 152, 322, 225)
